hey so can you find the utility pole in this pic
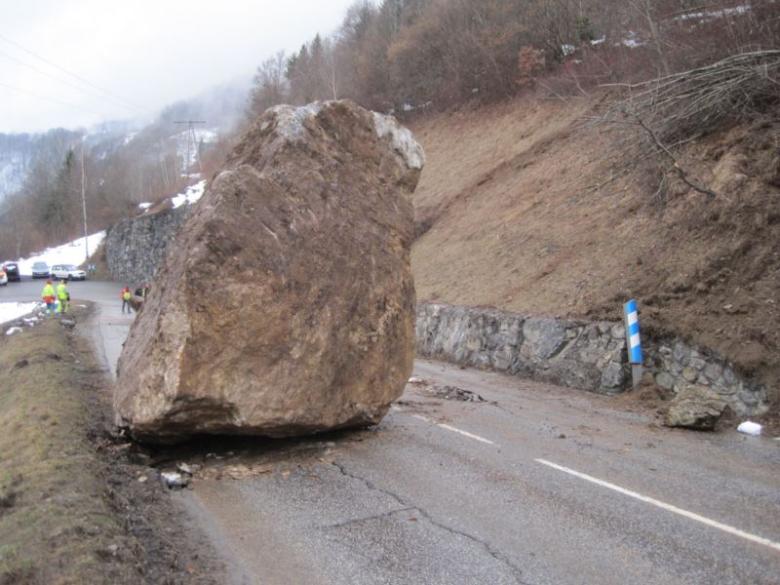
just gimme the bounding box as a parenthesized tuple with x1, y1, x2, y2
(174, 120, 207, 178)
(81, 140, 89, 261)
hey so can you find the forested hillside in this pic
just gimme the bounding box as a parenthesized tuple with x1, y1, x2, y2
(249, 0, 778, 114)
(0, 81, 246, 259)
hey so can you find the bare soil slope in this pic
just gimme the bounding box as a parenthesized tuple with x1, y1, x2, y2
(410, 94, 780, 404)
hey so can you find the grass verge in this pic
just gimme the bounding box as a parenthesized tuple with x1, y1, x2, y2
(0, 306, 220, 584)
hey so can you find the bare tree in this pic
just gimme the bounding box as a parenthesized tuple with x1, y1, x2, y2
(250, 51, 289, 116)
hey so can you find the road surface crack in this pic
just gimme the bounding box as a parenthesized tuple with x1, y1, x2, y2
(322, 507, 416, 530)
(330, 461, 534, 585)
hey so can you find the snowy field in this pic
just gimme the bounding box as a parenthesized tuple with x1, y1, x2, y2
(16, 231, 105, 276)
(0, 302, 40, 326)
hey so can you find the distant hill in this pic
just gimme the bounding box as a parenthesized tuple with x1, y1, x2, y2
(0, 134, 38, 201)
(0, 78, 250, 259)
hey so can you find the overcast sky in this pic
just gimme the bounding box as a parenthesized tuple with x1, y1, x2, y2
(0, 0, 356, 134)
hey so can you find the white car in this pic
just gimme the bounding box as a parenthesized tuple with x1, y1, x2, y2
(0, 270, 7, 286)
(51, 264, 87, 281)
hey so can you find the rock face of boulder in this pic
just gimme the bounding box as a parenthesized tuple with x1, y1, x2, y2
(114, 101, 423, 442)
(664, 384, 728, 431)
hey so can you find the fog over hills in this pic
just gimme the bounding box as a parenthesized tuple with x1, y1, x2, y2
(0, 76, 251, 202)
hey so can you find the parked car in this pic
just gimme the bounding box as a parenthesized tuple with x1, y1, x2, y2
(51, 264, 87, 281)
(31, 261, 50, 279)
(3, 262, 20, 282)
(0, 269, 7, 286)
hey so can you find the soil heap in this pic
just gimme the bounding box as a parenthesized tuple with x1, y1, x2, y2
(114, 100, 424, 442)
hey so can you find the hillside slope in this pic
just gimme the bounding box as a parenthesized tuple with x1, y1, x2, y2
(410, 94, 780, 401)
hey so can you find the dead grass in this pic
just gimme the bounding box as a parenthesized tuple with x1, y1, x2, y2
(0, 310, 141, 584)
(0, 307, 225, 584)
(410, 92, 780, 408)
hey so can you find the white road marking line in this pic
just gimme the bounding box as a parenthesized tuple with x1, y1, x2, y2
(536, 459, 780, 553)
(412, 414, 496, 446)
(438, 423, 496, 445)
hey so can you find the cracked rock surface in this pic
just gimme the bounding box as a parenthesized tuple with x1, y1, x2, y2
(114, 101, 423, 441)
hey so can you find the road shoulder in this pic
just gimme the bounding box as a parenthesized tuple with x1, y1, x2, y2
(0, 305, 223, 584)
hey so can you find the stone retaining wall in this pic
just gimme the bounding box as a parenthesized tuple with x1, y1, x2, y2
(105, 206, 189, 284)
(416, 302, 767, 416)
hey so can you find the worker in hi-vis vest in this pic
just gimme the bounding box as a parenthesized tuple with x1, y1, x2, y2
(121, 286, 133, 314)
(56, 279, 69, 314)
(41, 280, 56, 316)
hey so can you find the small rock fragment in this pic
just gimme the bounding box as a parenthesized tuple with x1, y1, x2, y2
(664, 384, 728, 431)
(160, 471, 190, 489)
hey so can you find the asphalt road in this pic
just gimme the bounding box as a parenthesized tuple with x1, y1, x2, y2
(0, 277, 134, 378)
(2, 279, 778, 584)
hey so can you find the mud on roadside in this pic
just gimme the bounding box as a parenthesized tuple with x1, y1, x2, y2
(0, 304, 222, 585)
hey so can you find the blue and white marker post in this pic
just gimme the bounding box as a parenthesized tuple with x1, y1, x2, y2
(624, 300, 643, 388)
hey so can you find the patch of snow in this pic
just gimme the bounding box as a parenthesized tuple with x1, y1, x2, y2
(590, 37, 606, 46)
(138, 202, 152, 211)
(373, 112, 426, 171)
(171, 181, 207, 209)
(675, 4, 750, 22)
(622, 31, 645, 48)
(561, 44, 576, 56)
(5, 326, 23, 336)
(0, 302, 40, 325)
(16, 232, 105, 276)
(269, 103, 324, 141)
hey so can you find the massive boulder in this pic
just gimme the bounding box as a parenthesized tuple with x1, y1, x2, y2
(114, 101, 424, 442)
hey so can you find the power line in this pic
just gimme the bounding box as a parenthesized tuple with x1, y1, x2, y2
(174, 120, 207, 175)
(0, 46, 141, 114)
(0, 32, 150, 114)
(0, 80, 94, 111)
